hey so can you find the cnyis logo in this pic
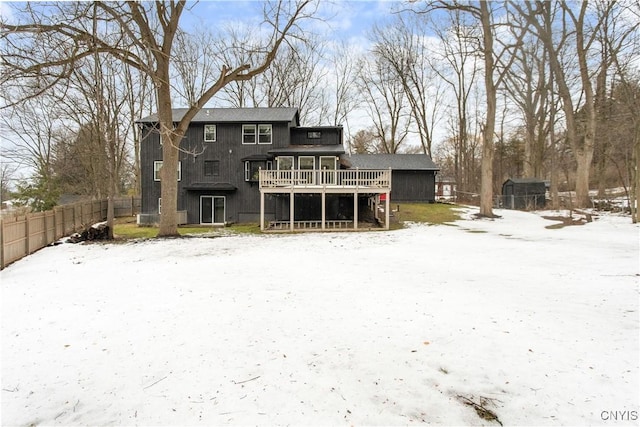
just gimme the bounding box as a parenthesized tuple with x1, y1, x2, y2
(601, 410, 639, 421)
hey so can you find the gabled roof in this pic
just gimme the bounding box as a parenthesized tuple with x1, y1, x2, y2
(138, 107, 300, 125)
(503, 178, 545, 184)
(346, 154, 439, 171)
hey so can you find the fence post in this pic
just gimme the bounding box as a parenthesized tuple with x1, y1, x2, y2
(0, 218, 5, 270)
(25, 213, 31, 255)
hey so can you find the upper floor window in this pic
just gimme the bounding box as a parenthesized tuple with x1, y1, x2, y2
(242, 124, 256, 144)
(243, 124, 272, 144)
(154, 160, 181, 181)
(204, 124, 216, 142)
(307, 131, 321, 139)
(204, 160, 220, 176)
(258, 124, 272, 144)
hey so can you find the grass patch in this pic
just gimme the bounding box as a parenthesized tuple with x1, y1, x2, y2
(391, 202, 462, 228)
(112, 203, 461, 239)
(113, 219, 261, 240)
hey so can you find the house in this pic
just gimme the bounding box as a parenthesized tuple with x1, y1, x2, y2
(138, 107, 439, 231)
(346, 154, 439, 202)
(501, 178, 547, 210)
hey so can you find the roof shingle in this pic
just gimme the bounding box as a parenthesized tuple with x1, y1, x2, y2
(138, 107, 300, 124)
(346, 154, 439, 171)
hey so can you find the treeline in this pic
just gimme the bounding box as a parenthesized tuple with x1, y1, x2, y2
(1, 1, 638, 224)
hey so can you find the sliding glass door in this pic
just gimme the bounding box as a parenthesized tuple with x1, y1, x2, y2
(200, 196, 225, 225)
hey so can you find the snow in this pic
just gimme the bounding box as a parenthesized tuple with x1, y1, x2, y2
(2, 207, 639, 426)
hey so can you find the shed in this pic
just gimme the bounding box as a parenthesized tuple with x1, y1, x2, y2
(502, 178, 547, 210)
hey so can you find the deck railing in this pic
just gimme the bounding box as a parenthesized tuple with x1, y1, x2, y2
(259, 169, 391, 190)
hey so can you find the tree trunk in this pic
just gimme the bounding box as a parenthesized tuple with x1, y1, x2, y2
(157, 73, 181, 237)
(574, 148, 594, 208)
(479, 2, 495, 217)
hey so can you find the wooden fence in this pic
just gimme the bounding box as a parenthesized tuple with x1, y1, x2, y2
(0, 197, 140, 270)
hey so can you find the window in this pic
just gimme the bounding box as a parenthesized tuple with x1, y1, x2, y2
(320, 156, 336, 184)
(277, 156, 293, 170)
(204, 124, 216, 142)
(299, 156, 315, 170)
(154, 161, 162, 181)
(243, 124, 272, 144)
(245, 160, 272, 182)
(153, 161, 181, 181)
(258, 124, 272, 144)
(242, 124, 256, 144)
(204, 160, 220, 176)
(307, 131, 321, 139)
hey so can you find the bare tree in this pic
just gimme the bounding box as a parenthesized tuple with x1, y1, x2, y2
(0, 93, 65, 203)
(371, 14, 445, 157)
(513, 0, 638, 208)
(258, 36, 329, 124)
(0, 161, 17, 203)
(356, 55, 412, 154)
(418, 1, 526, 216)
(1, 0, 317, 236)
(327, 40, 361, 130)
(503, 29, 552, 179)
(429, 9, 481, 195)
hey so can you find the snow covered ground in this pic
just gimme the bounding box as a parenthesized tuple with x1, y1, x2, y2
(1, 207, 638, 426)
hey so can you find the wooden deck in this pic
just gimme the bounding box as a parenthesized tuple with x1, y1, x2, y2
(258, 168, 392, 232)
(259, 169, 391, 192)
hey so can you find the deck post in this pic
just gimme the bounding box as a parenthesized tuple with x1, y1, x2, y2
(260, 191, 265, 231)
(290, 191, 295, 231)
(321, 191, 326, 230)
(385, 192, 390, 230)
(353, 191, 358, 229)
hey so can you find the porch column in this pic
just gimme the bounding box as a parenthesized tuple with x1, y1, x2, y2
(290, 191, 295, 231)
(321, 191, 326, 230)
(385, 192, 390, 230)
(260, 191, 265, 231)
(353, 192, 358, 230)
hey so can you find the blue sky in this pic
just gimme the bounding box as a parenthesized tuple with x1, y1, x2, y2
(182, 0, 402, 43)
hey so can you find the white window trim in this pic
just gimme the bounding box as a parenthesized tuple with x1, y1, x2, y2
(204, 124, 217, 142)
(244, 161, 251, 181)
(153, 161, 181, 181)
(258, 124, 272, 144)
(242, 124, 256, 145)
(153, 161, 162, 181)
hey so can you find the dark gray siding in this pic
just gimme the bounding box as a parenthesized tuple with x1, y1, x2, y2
(291, 127, 342, 146)
(390, 170, 436, 202)
(140, 125, 162, 215)
(140, 120, 290, 223)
